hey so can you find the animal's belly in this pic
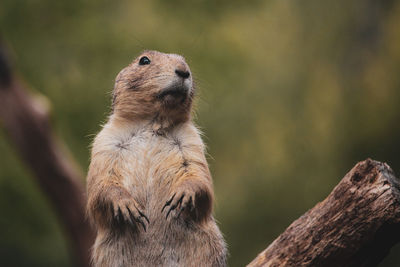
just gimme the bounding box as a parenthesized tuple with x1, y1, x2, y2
(95, 216, 226, 267)
(122, 142, 186, 211)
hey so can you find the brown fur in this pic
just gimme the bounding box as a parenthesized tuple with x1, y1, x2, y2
(87, 51, 227, 266)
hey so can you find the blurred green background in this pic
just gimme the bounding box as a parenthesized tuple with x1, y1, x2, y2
(1, 0, 400, 266)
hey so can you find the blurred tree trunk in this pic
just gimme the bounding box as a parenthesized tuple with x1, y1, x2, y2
(0, 40, 93, 267)
(248, 159, 400, 267)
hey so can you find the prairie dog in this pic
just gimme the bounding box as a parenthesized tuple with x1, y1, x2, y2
(87, 51, 227, 266)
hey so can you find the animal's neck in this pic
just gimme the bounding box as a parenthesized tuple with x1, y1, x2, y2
(109, 113, 189, 136)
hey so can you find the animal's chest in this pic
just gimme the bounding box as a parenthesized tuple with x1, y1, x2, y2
(118, 132, 185, 189)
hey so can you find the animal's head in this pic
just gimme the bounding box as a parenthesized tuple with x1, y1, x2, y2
(112, 50, 194, 125)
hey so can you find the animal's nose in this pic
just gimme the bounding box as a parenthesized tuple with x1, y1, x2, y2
(175, 69, 190, 79)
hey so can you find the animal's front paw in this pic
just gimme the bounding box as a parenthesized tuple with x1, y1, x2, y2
(112, 197, 149, 231)
(162, 186, 196, 219)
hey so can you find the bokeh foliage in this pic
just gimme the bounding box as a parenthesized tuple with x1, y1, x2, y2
(1, 0, 400, 266)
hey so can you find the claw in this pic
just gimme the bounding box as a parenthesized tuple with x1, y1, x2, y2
(166, 205, 175, 219)
(126, 207, 136, 225)
(162, 193, 176, 212)
(177, 206, 185, 218)
(166, 194, 184, 219)
(126, 206, 148, 232)
(177, 194, 184, 207)
(136, 217, 147, 232)
(139, 210, 150, 224)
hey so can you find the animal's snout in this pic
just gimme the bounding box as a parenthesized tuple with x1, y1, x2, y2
(175, 69, 190, 79)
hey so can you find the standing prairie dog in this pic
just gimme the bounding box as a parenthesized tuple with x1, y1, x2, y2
(87, 51, 227, 266)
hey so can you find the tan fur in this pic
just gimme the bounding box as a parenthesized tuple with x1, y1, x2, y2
(87, 51, 227, 266)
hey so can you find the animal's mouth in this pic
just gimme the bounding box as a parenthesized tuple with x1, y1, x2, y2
(157, 85, 188, 101)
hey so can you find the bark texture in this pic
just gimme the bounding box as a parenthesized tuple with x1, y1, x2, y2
(0, 41, 94, 267)
(248, 159, 400, 267)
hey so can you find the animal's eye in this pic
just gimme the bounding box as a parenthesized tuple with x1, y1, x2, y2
(139, 56, 151, 65)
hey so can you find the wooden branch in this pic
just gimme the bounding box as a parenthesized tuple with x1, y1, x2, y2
(0, 41, 93, 267)
(248, 159, 400, 267)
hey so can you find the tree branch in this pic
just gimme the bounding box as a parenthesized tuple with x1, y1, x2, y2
(248, 159, 400, 267)
(0, 40, 93, 267)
